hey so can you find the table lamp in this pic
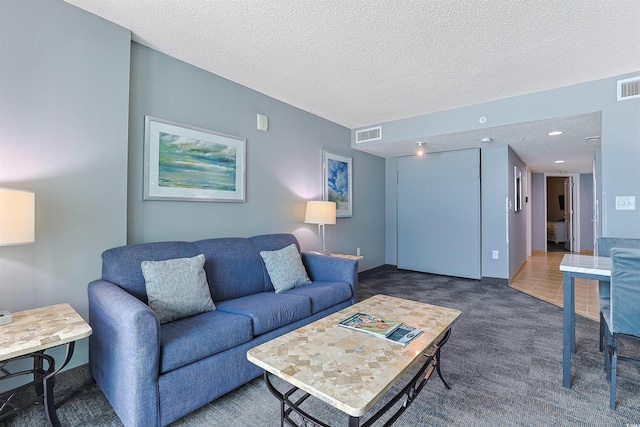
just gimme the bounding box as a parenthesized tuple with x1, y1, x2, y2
(0, 188, 36, 325)
(304, 201, 336, 254)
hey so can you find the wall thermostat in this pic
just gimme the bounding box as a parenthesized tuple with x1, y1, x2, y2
(257, 114, 269, 132)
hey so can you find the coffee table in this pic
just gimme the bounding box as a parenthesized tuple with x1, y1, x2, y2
(247, 294, 461, 427)
(0, 303, 92, 426)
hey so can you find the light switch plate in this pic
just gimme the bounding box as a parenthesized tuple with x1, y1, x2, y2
(616, 196, 636, 210)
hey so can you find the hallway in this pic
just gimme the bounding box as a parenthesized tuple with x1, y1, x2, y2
(510, 250, 599, 322)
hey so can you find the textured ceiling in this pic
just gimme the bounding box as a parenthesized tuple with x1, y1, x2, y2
(63, 0, 638, 171)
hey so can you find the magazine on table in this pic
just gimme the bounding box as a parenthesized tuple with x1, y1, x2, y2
(338, 312, 423, 345)
(385, 324, 423, 345)
(338, 312, 402, 337)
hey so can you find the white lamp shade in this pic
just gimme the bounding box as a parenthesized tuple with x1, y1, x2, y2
(0, 188, 35, 246)
(304, 201, 336, 225)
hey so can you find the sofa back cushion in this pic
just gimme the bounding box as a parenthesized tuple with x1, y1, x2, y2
(194, 237, 266, 302)
(102, 241, 201, 303)
(250, 234, 302, 292)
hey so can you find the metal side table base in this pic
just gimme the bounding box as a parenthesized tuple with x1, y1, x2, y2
(265, 330, 452, 427)
(0, 342, 76, 427)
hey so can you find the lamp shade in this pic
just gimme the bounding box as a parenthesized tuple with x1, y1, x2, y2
(304, 201, 336, 225)
(0, 188, 35, 246)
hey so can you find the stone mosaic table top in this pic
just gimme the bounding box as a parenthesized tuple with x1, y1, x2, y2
(247, 294, 461, 417)
(0, 303, 92, 361)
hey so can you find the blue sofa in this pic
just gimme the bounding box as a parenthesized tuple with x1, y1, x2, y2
(88, 234, 358, 427)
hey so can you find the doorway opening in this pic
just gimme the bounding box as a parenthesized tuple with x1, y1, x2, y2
(545, 176, 576, 252)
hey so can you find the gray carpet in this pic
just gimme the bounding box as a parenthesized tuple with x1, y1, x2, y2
(3, 265, 640, 426)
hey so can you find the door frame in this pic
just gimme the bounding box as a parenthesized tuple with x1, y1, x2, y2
(544, 173, 581, 252)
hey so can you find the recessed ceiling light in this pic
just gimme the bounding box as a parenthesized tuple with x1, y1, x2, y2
(555, 160, 565, 164)
(585, 136, 601, 141)
(416, 142, 425, 156)
(480, 137, 492, 143)
(548, 131, 564, 136)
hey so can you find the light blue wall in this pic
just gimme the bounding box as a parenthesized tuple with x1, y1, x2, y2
(371, 73, 639, 279)
(508, 147, 527, 279)
(481, 145, 509, 278)
(531, 173, 546, 251)
(384, 159, 398, 265)
(580, 174, 594, 250)
(0, 0, 130, 374)
(128, 43, 385, 270)
(595, 150, 603, 240)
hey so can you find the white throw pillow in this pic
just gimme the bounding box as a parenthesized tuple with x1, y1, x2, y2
(141, 254, 215, 323)
(260, 244, 312, 293)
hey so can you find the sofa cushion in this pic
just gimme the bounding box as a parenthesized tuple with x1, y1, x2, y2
(216, 292, 311, 336)
(285, 281, 353, 314)
(259, 244, 311, 293)
(251, 234, 301, 292)
(159, 310, 252, 374)
(141, 254, 216, 324)
(102, 241, 201, 303)
(194, 238, 266, 302)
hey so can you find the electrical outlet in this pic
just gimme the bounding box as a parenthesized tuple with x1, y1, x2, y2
(492, 250, 499, 260)
(356, 247, 361, 256)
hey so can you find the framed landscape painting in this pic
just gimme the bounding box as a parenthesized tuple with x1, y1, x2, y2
(323, 150, 352, 217)
(144, 116, 246, 202)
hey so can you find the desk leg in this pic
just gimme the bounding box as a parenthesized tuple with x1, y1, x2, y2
(563, 271, 575, 388)
(349, 416, 360, 427)
(43, 342, 75, 427)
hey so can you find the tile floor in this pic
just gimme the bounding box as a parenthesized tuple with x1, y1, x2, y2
(510, 250, 599, 322)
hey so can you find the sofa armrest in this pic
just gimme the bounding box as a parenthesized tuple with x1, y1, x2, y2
(88, 279, 162, 427)
(301, 252, 358, 304)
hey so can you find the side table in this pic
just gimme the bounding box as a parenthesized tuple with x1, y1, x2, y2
(327, 253, 364, 261)
(0, 303, 92, 426)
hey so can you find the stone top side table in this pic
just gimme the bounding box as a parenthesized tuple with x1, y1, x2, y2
(0, 303, 92, 427)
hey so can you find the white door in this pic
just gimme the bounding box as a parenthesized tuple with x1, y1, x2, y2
(397, 149, 481, 279)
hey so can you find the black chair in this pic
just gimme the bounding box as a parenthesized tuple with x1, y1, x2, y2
(600, 247, 640, 409)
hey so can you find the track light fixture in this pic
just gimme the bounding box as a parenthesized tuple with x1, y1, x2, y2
(416, 142, 425, 156)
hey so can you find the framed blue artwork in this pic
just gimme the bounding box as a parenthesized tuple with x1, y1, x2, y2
(144, 116, 246, 202)
(323, 150, 352, 217)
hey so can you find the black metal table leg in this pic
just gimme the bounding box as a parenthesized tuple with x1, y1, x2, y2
(43, 342, 76, 427)
(261, 329, 453, 427)
(434, 329, 451, 389)
(0, 352, 55, 423)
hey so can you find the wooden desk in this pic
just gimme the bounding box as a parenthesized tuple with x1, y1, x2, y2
(0, 303, 92, 426)
(559, 254, 611, 388)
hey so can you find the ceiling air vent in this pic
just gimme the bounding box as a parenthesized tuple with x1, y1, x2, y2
(617, 76, 640, 101)
(355, 126, 382, 143)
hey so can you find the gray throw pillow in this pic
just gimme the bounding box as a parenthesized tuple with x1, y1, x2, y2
(141, 254, 215, 324)
(260, 244, 312, 293)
